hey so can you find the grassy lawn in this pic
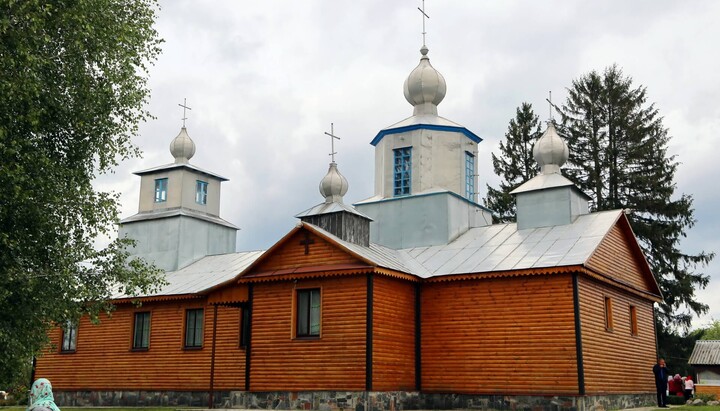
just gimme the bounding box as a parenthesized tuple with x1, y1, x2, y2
(650, 407, 720, 411)
(0, 408, 201, 411)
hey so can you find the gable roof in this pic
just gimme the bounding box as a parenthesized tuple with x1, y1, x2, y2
(688, 340, 720, 365)
(370, 114, 482, 146)
(115, 209, 660, 302)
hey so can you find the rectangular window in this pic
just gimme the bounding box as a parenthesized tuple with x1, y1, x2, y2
(630, 305, 638, 335)
(465, 151, 475, 200)
(393, 147, 412, 196)
(296, 288, 321, 337)
(604, 297, 614, 331)
(133, 312, 150, 349)
(185, 308, 204, 348)
(195, 180, 208, 205)
(61, 321, 77, 352)
(154, 178, 168, 202)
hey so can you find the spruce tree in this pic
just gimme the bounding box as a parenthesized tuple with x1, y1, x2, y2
(559, 65, 714, 330)
(484, 102, 542, 222)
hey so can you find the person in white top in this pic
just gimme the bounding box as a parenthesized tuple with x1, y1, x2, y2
(684, 376, 695, 401)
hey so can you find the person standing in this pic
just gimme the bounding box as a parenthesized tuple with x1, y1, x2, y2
(653, 358, 671, 408)
(684, 376, 695, 401)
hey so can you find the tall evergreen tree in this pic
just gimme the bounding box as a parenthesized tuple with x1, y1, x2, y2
(484, 102, 542, 222)
(559, 65, 713, 329)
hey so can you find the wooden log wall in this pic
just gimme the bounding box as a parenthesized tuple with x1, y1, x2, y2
(586, 224, 652, 291)
(695, 385, 720, 396)
(421, 274, 579, 395)
(34, 299, 215, 391)
(577, 276, 656, 394)
(253, 230, 360, 272)
(372, 275, 416, 391)
(211, 305, 246, 390)
(249, 275, 367, 391)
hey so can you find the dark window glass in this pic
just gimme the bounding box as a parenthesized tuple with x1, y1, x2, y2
(185, 308, 204, 348)
(195, 180, 208, 205)
(297, 289, 320, 337)
(61, 321, 77, 352)
(133, 312, 150, 349)
(240, 307, 250, 348)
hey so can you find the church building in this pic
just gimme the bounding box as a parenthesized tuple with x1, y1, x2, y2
(35, 39, 662, 411)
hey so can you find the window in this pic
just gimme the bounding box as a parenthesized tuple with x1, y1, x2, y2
(133, 312, 150, 349)
(630, 305, 638, 336)
(465, 151, 475, 200)
(185, 308, 204, 348)
(195, 180, 208, 205)
(61, 321, 77, 352)
(154, 178, 168, 202)
(296, 288, 320, 337)
(604, 297, 614, 331)
(393, 147, 412, 196)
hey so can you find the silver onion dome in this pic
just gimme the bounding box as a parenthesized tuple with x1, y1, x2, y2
(403, 45, 447, 116)
(319, 162, 349, 204)
(169, 127, 196, 164)
(533, 123, 569, 175)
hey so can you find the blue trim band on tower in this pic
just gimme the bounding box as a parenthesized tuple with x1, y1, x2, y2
(370, 124, 482, 146)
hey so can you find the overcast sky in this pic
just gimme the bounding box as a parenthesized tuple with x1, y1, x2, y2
(95, 0, 720, 329)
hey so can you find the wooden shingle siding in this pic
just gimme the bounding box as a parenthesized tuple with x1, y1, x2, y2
(586, 224, 651, 292)
(372, 276, 416, 391)
(211, 305, 245, 390)
(253, 231, 361, 272)
(249, 276, 367, 391)
(577, 276, 656, 394)
(696, 385, 720, 396)
(421, 274, 579, 395)
(34, 300, 213, 391)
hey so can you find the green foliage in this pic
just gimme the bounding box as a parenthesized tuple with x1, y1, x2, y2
(695, 393, 718, 402)
(656, 321, 704, 376)
(667, 395, 688, 405)
(0, 0, 166, 388)
(484, 102, 542, 222)
(700, 320, 720, 340)
(558, 65, 714, 330)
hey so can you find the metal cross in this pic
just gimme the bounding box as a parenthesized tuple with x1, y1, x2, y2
(299, 231, 315, 255)
(178, 98, 192, 128)
(418, 0, 430, 46)
(546, 91, 554, 123)
(324, 123, 341, 163)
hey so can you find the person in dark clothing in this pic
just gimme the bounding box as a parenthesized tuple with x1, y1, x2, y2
(653, 358, 671, 407)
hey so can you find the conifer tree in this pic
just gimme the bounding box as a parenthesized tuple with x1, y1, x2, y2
(484, 103, 542, 222)
(559, 65, 713, 329)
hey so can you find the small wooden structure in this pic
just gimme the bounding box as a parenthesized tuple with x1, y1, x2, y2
(689, 340, 720, 396)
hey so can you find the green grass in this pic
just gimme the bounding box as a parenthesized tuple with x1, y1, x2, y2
(651, 407, 720, 411)
(0, 408, 201, 411)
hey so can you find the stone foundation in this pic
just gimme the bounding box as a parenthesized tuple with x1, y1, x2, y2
(54, 390, 655, 411)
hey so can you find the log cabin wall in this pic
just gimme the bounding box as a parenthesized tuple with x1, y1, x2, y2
(421, 274, 579, 395)
(248, 275, 367, 391)
(253, 230, 361, 273)
(577, 275, 656, 394)
(371, 275, 416, 391)
(34, 299, 214, 391)
(585, 223, 653, 291)
(211, 305, 246, 390)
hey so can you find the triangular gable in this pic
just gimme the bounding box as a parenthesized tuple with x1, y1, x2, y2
(238, 223, 373, 280)
(585, 213, 662, 298)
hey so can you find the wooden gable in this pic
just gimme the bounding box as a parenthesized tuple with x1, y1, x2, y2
(585, 215, 661, 298)
(241, 225, 371, 280)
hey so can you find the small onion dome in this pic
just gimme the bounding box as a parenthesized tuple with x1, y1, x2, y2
(170, 127, 196, 164)
(319, 162, 349, 204)
(403, 45, 447, 116)
(533, 122, 569, 174)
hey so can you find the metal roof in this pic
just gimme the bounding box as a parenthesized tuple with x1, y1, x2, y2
(688, 340, 720, 365)
(510, 173, 591, 199)
(371, 115, 482, 146)
(119, 207, 238, 229)
(113, 251, 263, 299)
(133, 162, 228, 181)
(117, 209, 629, 299)
(295, 202, 371, 220)
(396, 209, 623, 278)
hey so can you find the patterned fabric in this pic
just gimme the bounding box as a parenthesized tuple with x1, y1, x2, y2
(27, 378, 60, 411)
